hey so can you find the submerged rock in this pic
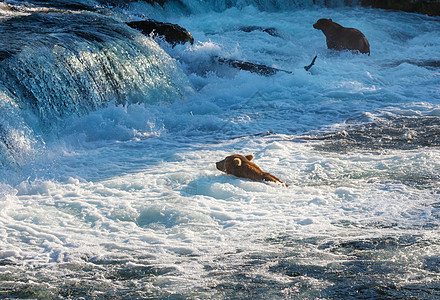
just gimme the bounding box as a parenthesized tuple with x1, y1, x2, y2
(126, 20, 194, 46)
(214, 56, 317, 76)
(215, 57, 292, 76)
(239, 26, 281, 37)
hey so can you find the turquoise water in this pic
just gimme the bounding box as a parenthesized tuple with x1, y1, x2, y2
(0, 1, 439, 298)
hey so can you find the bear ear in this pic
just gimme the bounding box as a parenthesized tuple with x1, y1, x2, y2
(329, 19, 332, 22)
(245, 154, 254, 161)
(233, 158, 242, 167)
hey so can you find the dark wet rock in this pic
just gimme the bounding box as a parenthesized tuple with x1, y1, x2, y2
(214, 57, 292, 76)
(213, 56, 317, 76)
(239, 26, 282, 37)
(126, 19, 194, 46)
(361, 0, 440, 16)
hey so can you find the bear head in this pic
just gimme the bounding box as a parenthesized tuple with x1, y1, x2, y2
(216, 154, 254, 174)
(313, 18, 333, 30)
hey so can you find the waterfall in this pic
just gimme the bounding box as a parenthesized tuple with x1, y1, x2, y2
(126, 0, 362, 14)
(0, 10, 190, 165)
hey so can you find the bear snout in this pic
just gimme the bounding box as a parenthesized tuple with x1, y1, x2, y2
(216, 160, 225, 171)
(313, 23, 318, 29)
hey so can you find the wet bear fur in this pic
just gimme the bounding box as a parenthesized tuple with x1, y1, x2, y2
(216, 154, 284, 185)
(313, 18, 370, 55)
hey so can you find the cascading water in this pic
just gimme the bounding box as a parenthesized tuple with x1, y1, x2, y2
(119, 0, 362, 20)
(0, 8, 189, 166)
(180, 0, 360, 11)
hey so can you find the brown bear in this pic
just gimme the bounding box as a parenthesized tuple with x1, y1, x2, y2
(216, 154, 285, 185)
(313, 18, 370, 55)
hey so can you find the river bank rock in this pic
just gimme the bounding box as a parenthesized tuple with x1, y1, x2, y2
(361, 0, 440, 16)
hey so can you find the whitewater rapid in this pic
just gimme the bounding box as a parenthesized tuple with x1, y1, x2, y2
(0, 1, 439, 298)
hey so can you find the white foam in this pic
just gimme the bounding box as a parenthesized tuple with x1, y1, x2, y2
(0, 4, 440, 296)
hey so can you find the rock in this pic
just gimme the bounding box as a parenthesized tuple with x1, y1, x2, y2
(361, 0, 440, 16)
(239, 26, 281, 37)
(214, 56, 317, 75)
(126, 20, 194, 46)
(215, 57, 292, 76)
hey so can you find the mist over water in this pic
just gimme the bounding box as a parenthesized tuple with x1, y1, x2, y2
(0, 0, 440, 298)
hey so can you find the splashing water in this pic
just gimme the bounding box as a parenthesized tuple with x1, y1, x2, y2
(0, 0, 439, 298)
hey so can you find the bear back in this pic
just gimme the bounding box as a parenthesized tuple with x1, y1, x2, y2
(216, 154, 284, 184)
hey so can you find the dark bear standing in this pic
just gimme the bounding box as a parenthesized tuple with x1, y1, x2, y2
(216, 154, 285, 185)
(313, 18, 370, 55)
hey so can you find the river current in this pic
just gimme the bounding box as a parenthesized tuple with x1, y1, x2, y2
(0, 0, 439, 298)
